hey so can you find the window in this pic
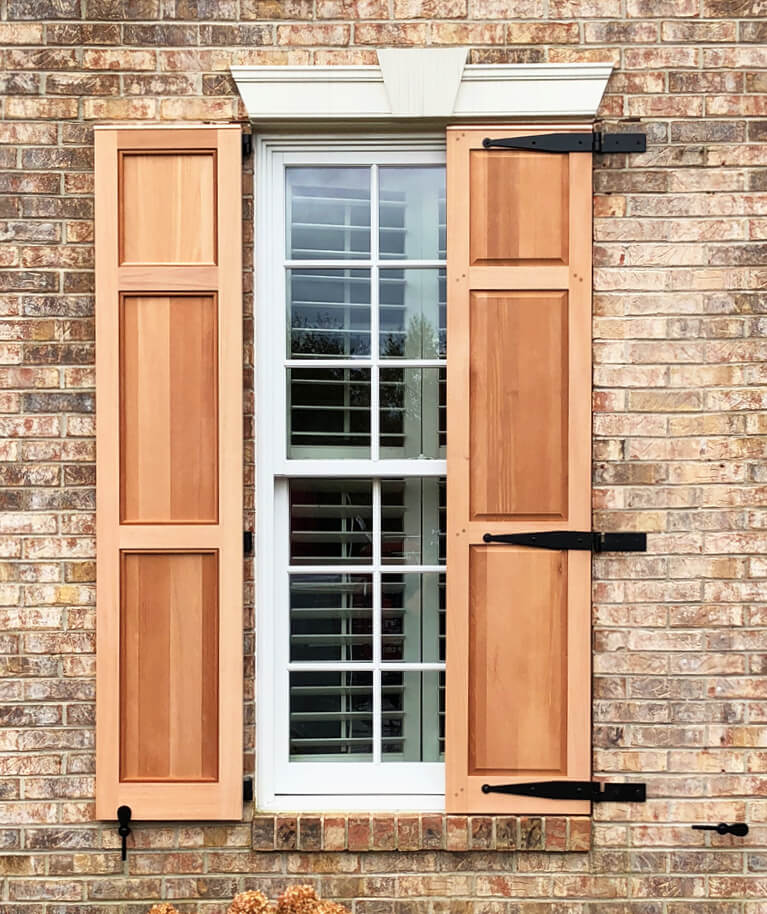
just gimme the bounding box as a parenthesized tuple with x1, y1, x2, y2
(95, 122, 595, 821)
(257, 138, 448, 811)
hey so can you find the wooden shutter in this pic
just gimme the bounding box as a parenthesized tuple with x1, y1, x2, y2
(445, 126, 592, 814)
(95, 126, 243, 820)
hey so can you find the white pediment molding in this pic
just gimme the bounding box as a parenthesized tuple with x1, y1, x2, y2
(231, 50, 612, 123)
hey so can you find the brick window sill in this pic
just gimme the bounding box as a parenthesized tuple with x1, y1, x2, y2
(252, 814, 590, 853)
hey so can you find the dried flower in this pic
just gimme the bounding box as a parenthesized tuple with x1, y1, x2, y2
(275, 886, 320, 914)
(149, 886, 348, 914)
(228, 890, 274, 914)
(315, 902, 350, 914)
(274, 886, 348, 914)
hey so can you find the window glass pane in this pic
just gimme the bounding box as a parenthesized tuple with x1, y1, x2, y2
(290, 574, 372, 663)
(382, 572, 445, 663)
(288, 367, 370, 458)
(286, 167, 370, 260)
(379, 167, 446, 261)
(288, 269, 371, 359)
(290, 671, 373, 761)
(290, 479, 373, 565)
(381, 477, 446, 565)
(382, 670, 443, 762)
(380, 367, 444, 459)
(379, 268, 446, 359)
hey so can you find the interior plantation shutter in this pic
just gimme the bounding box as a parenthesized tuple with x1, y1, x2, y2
(95, 126, 243, 820)
(445, 126, 592, 814)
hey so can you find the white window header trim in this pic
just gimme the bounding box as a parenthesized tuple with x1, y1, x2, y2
(232, 49, 613, 122)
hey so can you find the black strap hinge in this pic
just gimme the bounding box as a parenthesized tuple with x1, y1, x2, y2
(482, 132, 647, 154)
(482, 530, 646, 553)
(482, 780, 646, 804)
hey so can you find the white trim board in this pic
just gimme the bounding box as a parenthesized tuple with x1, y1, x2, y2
(232, 50, 612, 123)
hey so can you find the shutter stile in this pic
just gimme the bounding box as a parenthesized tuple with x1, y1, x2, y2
(445, 126, 593, 815)
(95, 126, 243, 821)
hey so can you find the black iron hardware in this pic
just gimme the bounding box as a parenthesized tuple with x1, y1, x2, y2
(243, 776, 254, 803)
(692, 822, 749, 837)
(482, 530, 646, 553)
(482, 132, 647, 154)
(117, 805, 132, 862)
(242, 133, 253, 160)
(244, 530, 254, 555)
(482, 780, 646, 804)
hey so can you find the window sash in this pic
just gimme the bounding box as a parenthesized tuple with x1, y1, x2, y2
(257, 137, 448, 811)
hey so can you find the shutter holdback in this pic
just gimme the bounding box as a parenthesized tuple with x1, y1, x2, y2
(116, 805, 132, 862)
(692, 822, 749, 837)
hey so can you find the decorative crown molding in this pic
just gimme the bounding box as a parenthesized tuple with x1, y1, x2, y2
(231, 49, 613, 123)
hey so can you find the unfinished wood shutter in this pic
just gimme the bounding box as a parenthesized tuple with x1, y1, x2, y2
(95, 126, 243, 820)
(445, 126, 592, 814)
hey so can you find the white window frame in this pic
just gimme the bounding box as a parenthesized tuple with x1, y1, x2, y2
(256, 135, 448, 812)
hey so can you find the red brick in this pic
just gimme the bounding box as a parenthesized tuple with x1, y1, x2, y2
(355, 23, 428, 45)
(347, 816, 370, 851)
(393, 0, 466, 14)
(323, 816, 346, 851)
(396, 816, 420, 851)
(5, 98, 78, 119)
(276, 24, 351, 45)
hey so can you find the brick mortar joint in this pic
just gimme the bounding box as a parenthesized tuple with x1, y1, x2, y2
(251, 813, 591, 853)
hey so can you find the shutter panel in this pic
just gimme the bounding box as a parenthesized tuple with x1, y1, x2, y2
(445, 126, 592, 814)
(95, 126, 243, 820)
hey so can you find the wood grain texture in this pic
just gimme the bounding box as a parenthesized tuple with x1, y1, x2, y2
(96, 126, 242, 821)
(469, 546, 567, 775)
(120, 551, 219, 782)
(121, 294, 218, 524)
(446, 125, 592, 815)
(469, 149, 568, 266)
(470, 291, 568, 519)
(120, 151, 216, 265)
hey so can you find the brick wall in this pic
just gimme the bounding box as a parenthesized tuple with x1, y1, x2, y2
(2, 0, 767, 910)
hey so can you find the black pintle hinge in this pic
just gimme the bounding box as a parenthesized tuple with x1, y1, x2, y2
(243, 776, 254, 803)
(482, 530, 647, 553)
(482, 780, 646, 804)
(482, 132, 647, 154)
(244, 530, 254, 555)
(242, 132, 253, 160)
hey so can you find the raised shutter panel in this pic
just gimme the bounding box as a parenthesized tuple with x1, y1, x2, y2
(445, 126, 592, 814)
(95, 126, 243, 820)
